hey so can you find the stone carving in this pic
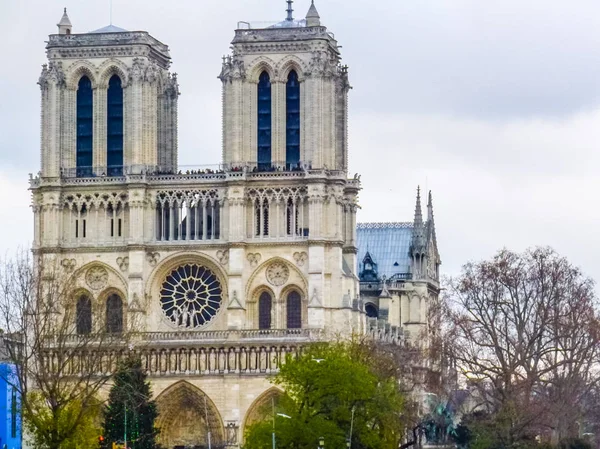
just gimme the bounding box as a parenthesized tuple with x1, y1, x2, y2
(266, 262, 289, 287)
(146, 252, 160, 267)
(247, 253, 261, 268)
(60, 258, 76, 273)
(38, 62, 66, 90)
(130, 57, 146, 82)
(129, 293, 145, 313)
(164, 72, 180, 98)
(227, 291, 244, 310)
(293, 252, 307, 267)
(85, 266, 108, 290)
(226, 422, 239, 445)
(218, 55, 246, 82)
(309, 288, 322, 307)
(217, 250, 229, 265)
(116, 256, 129, 272)
(145, 60, 159, 83)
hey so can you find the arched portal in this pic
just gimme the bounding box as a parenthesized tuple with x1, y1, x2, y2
(243, 388, 284, 437)
(155, 381, 225, 449)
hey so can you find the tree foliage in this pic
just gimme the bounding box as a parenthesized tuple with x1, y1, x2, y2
(23, 392, 102, 449)
(102, 354, 159, 449)
(446, 247, 600, 447)
(243, 339, 408, 449)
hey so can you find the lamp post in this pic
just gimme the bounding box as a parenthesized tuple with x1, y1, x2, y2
(318, 436, 325, 449)
(272, 397, 292, 449)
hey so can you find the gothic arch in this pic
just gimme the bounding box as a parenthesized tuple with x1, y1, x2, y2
(247, 56, 278, 83)
(242, 387, 284, 437)
(97, 59, 129, 88)
(276, 56, 307, 82)
(66, 61, 98, 89)
(280, 285, 307, 328)
(71, 262, 128, 300)
(245, 256, 307, 300)
(155, 381, 225, 448)
(247, 285, 277, 329)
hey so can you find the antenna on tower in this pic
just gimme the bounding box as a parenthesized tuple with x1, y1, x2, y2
(286, 0, 294, 21)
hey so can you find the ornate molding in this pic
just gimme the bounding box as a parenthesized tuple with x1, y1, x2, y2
(146, 251, 161, 267)
(216, 250, 229, 265)
(85, 266, 108, 290)
(293, 252, 307, 267)
(247, 253, 261, 268)
(266, 262, 290, 287)
(116, 256, 129, 272)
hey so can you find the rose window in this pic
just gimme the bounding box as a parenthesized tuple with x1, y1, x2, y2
(160, 264, 223, 328)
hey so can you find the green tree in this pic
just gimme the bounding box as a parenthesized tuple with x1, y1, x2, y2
(243, 340, 407, 449)
(102, 354, 159, 449)
(23, 392, 102, 449)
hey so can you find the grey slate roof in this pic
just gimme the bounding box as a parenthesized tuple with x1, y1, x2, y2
(90, 24, 129, 34)
(356, 222, 414, 280)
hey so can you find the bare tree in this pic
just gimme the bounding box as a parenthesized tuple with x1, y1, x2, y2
(0, 250, 131, 449)
(446, 247, 600, 446)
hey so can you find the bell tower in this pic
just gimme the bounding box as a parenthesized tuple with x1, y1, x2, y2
(219, 0, 351, 170)
(38, 9, 179, 180)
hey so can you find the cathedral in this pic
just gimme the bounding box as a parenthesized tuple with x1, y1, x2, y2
(30, 2, 441, 447)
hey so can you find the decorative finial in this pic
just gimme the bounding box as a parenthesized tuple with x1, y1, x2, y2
(286, 0, 294, 21)
(306, 0, 321, 26)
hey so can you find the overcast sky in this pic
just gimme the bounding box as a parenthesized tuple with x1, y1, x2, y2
(0, 0, 598, 284)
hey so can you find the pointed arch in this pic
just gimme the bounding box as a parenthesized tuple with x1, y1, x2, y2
(257, 70, 272, 170)
(76, 293, 92, 335)
(245, 257, 308, 300)
(155, 381, 225, 448)
(242, 387, 285, 436)
(67, 62, 97, 90)
(276, 55, 306, 81)
(76, 75, 93, 177)
(247, 57, 278, 83)
(97, 59, 130, 88)
(105, 292, 123, 333)
(107, 74, 124, 175)
(286, 70, 301, 168)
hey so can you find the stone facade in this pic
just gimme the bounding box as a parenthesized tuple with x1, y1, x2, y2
(30, 3, 439, 448)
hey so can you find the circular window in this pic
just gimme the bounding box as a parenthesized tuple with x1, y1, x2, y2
(160, 263, 223, 328)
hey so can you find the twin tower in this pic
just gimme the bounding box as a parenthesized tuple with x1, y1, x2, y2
(32, 4, 363, 446)
(39, 3, 350, 179)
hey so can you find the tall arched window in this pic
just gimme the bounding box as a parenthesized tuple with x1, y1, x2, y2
(106, 293, 123, 334)
(76, 295, 92, 335)
(286, 70, 300, 169)
(257, 71, 272, 170)
(258, 292, 272, 330)
(76, 76, 93, 177)
(286, 291, 302, 329)
(107, 75, 124, 176)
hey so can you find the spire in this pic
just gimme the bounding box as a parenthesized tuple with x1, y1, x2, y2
(413, 186, 423, 229)
(286, 0, 294, 21)
(427, 190, 434, 223)
(57, 7, 72, 35)
(306, 0, 321, 27)
(411, 186, 426, 253)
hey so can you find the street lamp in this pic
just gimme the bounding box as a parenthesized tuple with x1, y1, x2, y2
(346, 438, 351, 448)
(272, 398, 292, 449)
(318, 436, 325, 448)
